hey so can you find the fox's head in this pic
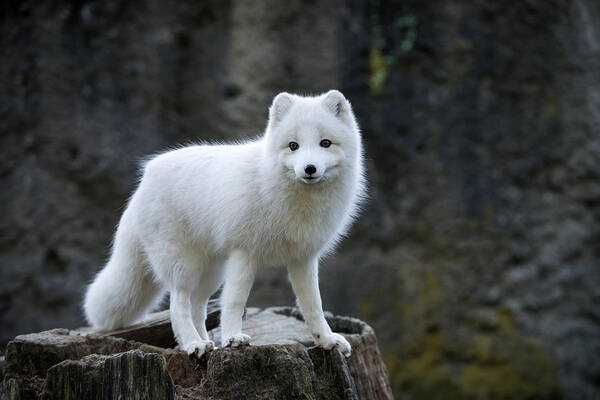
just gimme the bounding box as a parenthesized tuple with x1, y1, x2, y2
(264, 90, 361, 185)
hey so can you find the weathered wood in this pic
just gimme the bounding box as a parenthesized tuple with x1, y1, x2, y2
(85, 299, 221, 349)
(42, 350, 174, 400)
(309, 347, 359, 400)
(248, 307, 394, 400)
(2, 307, 393, 400)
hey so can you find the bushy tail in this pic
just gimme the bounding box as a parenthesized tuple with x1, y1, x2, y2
(84, 207, 162, 330)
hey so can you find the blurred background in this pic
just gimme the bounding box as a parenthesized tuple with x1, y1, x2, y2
(1, 0, 599, 398)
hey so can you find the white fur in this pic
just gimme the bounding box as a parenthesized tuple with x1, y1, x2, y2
(83, 90, 366, 358)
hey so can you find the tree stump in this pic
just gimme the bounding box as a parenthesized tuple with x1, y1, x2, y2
(1, 303, 393, 400)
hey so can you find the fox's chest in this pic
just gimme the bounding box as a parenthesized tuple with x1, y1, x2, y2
(251, 229, 329, 266)
(248, 199, 344, 263)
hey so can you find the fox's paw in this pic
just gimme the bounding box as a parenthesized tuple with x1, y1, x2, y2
(315, 332, 352, 358)
(224, 333, 251, 348)
(179, 340, 215, 358)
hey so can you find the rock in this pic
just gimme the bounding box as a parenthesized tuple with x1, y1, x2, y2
(1, 307, 393, 400)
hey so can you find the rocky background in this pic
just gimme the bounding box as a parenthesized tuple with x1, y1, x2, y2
(1, 0, 599, 399)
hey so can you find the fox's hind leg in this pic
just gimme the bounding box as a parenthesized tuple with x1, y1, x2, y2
(145, 245, 215, 358)
(169, 283, 214, 357)
(192, 264, 224, 340)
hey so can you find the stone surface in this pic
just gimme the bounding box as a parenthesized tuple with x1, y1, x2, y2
(2, 0, 600, 398)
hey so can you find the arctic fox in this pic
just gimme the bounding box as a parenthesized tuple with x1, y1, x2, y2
(84, 90, 365, 358)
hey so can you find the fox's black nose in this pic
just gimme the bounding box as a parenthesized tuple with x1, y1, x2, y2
(304, 165, 317, 175)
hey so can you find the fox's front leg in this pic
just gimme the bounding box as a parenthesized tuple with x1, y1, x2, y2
(220, 250, 257, 347)
(287, 258, 351, 357)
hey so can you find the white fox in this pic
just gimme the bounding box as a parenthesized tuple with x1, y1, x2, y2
(84, 90, 365, 358)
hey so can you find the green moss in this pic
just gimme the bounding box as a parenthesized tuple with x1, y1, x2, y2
(416, 222, 432, 240)
(367, 2, 418, 94)
(483, 203, 495, 223)
(383, 270, 561, 399)
(460, 335, 559, 399)
(544, 95, 558, 117)
(497, 308, 515, 335)
(359, 298, 375, 320)
(367, 48, 388, 94)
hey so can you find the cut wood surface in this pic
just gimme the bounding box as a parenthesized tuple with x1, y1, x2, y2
(2, 306, 393, 400)
(78, 299, 221, 349)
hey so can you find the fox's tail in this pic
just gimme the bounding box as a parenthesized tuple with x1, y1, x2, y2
(83, 206, 162, 330)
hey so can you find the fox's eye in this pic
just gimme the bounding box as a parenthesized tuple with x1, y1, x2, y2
(320, 139, 332, 148)
(289, 141, 299, 151)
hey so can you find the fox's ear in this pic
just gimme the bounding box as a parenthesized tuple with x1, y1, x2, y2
(322, 90, 353, 125)
(269, 92, 293, 126)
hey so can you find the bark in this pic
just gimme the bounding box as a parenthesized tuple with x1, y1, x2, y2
(42, 351, 174, 400)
